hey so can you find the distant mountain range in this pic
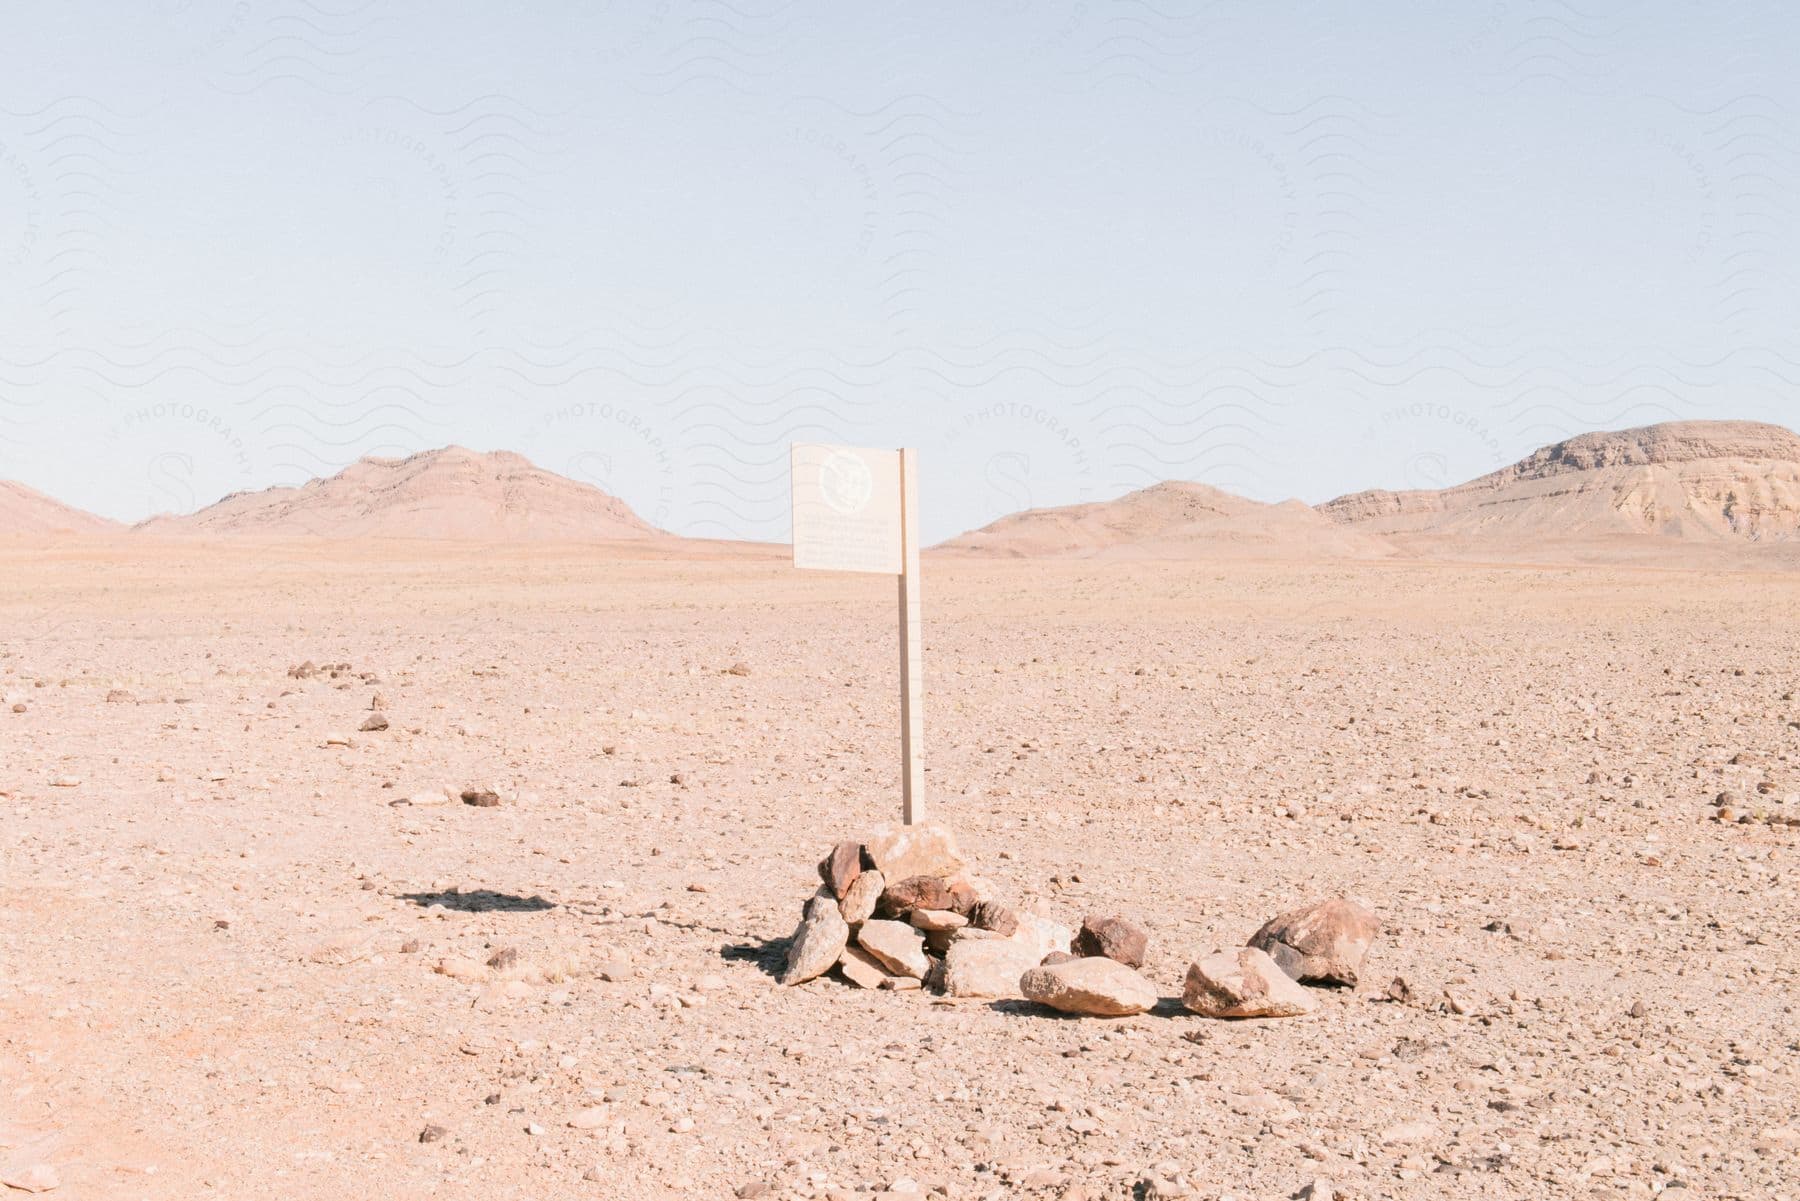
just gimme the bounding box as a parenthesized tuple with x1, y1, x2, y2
(7, 421, 1800, 563)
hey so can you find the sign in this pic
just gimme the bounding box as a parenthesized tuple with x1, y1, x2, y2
(790, 443, 903, 575)
(790, 443, 926, 824)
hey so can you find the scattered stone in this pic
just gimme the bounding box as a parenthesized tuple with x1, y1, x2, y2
(839, 869, 884, 925)
(49, 776, 81, 788)
(857, 920, 930, 979)
(1020, 956, 1158, 1016)
(1075, 914, 1149, 968)
(289, 660, 319, 679)
(105, 688, 134, 703)
(725, 661, 752, 676)
(864, 822, 963, 884)
(568, 1107, 608, 1130)
(877, 874, 953, 919)
(780, 891, 850, 986)
(735, 1182, 772, 1199)
(360, 713, 389, 732)
(1379, 1119, 1440, 1146)
(968, 900, 1019, 937)
(418, 1124, 448, 1144)
(461, 789, 500, 808)
(1248, 897, 1378, 987)
(1182, 947, 1318, 1019)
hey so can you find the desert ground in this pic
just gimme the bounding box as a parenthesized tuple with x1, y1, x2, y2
(3, 542, 1798, 1200)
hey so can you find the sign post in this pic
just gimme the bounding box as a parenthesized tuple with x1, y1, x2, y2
(791, 443, 924, 824)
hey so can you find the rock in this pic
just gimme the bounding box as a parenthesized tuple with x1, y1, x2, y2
(780, 892, 849, 986)
(877, 875, 953, 918)
(1040, 951, 1077, 967)
(909, 908, 966, 934)
(105, 688, 134, 703)
(881, 975, 922, 991)
(857, 920, 929, 979)
(942, 937, 1042, 998)
(461, 789, 500, 808)
(360, 713, 390, 732)
(568, 1107, 608, 1130)
(48, 776, 81, 788)
(837, 945, 888, 989)
(838, 869, 884, 925)
(289, 660, 319, 679)
(818, 840, 864, 898)
(1020, 957, 1158, 1016)
(736, 1182, 772, 1199)
(864, 822, 963, 883)
(1182, 947, 1318, 1019)
(968, 900, 1019, 937)
(726, 661, 752, 676)
(418, 1124, 448, 1144)
(1248, 897, 1378, 987)
(946, 878, 980, 914)
(0, 1164, 59, 1193)
(1012, 913, 1075, 962)
(1075, 914, 1149, 968)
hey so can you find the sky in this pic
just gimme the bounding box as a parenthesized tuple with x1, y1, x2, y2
(2, 0, 1798, 543)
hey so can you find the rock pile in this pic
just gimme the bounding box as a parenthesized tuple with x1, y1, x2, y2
(780, 823, 1160, 1014)
(781, 827, 1382, 1025)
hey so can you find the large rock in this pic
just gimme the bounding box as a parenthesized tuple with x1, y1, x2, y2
(1182, 947, 1318, 1018)
(1019, 957, 1158, 1016)
(1248, 898, 1378, 987)
(837, 945, 888, 989)
(968, 900, 1018, 936)
(909, 908, 966, 934)
(1075, 914, 1149, 968)
(942, 937, 1042, 999)
(877, 875, 953, 919)
(1012, 913, 1075, 963)
(818, 841, 864, 899)
(780, 892, 849, 986)
(857, 920, 929, 979)
(838, 869, 883, 925)
(865, 822, 963, 883)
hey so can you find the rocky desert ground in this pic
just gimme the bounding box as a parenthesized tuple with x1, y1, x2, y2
(3, 538, 1798, 1200)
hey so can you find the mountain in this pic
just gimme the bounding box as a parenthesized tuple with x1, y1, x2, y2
(1320, 421, 1800, 549)
(0, 481, 121, 537)
(936, 480, 1391, 559)
(136, 447, 660, 542)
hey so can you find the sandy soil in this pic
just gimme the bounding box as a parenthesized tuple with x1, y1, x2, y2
(3, 543, 1798, 1200)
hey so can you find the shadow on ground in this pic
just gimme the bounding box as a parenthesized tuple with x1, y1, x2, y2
(400, 889, 556, 913)
(721, 936, 790, 980)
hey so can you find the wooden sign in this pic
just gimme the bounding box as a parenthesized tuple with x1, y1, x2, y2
(790, 443, 925, 824)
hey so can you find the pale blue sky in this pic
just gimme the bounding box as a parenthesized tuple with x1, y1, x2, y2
(2, 1, 1797, 541)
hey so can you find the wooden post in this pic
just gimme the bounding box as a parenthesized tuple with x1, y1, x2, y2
(897, 447, 924, 824)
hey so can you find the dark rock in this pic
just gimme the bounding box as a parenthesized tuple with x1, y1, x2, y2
(818, 840, 864, 899)
(968, 900, 1019, 937)
(877, 875, 953, 919)
(461, 789, 501, 808)
(1075, 914, 1149, 968)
